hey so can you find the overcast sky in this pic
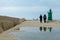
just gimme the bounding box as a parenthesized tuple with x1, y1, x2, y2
(0, 0, 60, 20)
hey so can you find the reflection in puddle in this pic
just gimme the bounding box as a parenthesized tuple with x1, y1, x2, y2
(20, 27, 53, 32)
(39, 27, 52, 32)
(40, 27, 42, 31)
(48, 27, 52, 32)
(44, 27, 47, 32)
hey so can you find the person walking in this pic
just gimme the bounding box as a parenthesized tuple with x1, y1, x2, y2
(39, 14, 42, 23)
(43, 14, 47, 23)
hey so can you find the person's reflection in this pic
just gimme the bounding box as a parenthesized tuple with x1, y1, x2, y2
(40, 27, 42, 31)
(48, 27, 52, 32)
(44, 27, 47, 32)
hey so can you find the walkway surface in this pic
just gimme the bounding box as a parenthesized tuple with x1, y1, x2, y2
(0, 20, 60, 40)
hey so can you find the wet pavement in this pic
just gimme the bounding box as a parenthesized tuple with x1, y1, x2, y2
(10, 27, 60, 40)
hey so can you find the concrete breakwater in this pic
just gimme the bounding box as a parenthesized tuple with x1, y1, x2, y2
(0, 16, 25, 33)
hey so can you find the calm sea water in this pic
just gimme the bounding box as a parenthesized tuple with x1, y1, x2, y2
(10, 27, 60, 40)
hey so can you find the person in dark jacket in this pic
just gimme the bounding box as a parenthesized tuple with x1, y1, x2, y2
(39, 14, 42, 23)
(43, 14, 47, 23)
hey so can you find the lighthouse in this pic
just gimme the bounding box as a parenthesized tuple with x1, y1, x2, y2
(48, 9, 52, 21)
